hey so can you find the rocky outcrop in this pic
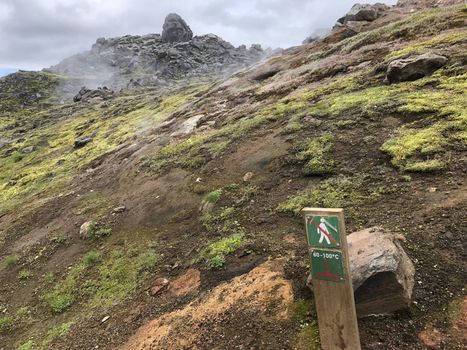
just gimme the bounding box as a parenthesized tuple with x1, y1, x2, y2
(47, 13, 269, 92)
(337, 3, 389, 24)
(386, 53, 448, 83)
(73, 86, 115, 102)
(348, 227, 415, 317)
(397, 0, 464, 9)
(161, 13, 193, 43)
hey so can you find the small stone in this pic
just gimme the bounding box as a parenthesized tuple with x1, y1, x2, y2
(21, 146, 35, 154)
(243, 172, 254, 182)
(395, 234, 407, 242)
(74, 136, 93, 148)
(113, 206, 126, 213)
(79, 221, 92, 239)
(150, 278, 170, 296)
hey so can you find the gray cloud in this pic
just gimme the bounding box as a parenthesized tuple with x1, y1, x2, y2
(0, 0, 398, 71)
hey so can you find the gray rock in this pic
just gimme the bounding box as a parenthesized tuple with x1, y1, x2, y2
(345, 20, 369, 34)
(21, 146, 35, 154)
(74, 136, 94, 148)
(338, 3, 389, 23)
(161, 13, 193, 43)
(113, 206, 126, 213)
(348, 227, 415, 317)
(0, 138, 11, 150)
(73, 86, 115, 102)
(79, 221, 92, 239)
(170, 114, 204, 137)
(386, 53, 447, 83)
(48, 14, 268, 92)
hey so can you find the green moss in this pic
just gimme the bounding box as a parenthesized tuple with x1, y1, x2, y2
(43, 292, 75, 314)
(0, 86, 202, 214)
(5, 255, 18, 268)
(284, 121, 303, 133)
(314, 86, 392, 117)
(295, 321, 320, 350)
(86, 222, 112, 240)
(296, 134, 334, 175)
(381, 124, 447, 171)
(16, 341, 34, 350)
(17, 270, 33, 280)
(0, 316, 14, 333)
(207, 141, 231, 157)
(386, 31, 467, 61)
(42, 322, 73, 347)
(42, 243, 160, 313)
(205, 189, 223, 203)
(289, 299, 320, 350)
(43, 261, 86, 313)
(404, 159, 446, 172)
(86, 247, 159, 308)
(200, 207, 243, 234)
(143, 94, 298, 174)
(333, 5, 466, 55)
(15, 307, 30, 319)
(200, 233, 245, 268)
(277, 176, 364, 215)
(83, 251, 101, 266)
(289, 299, 312, 324)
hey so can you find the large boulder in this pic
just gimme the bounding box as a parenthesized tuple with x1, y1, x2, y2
(161, 13, 193, 43)
(73, 86, 115, 102)
(348, 227, 415, 317)
(386, 53, 447, 83)
(338, 3, 389, 24)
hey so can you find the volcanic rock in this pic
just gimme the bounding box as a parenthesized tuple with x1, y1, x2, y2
(48, 14, 268, 91)
(161, 13, 193, 43)
(338, 3, 389, 24)
(73, 86, 115, 102)
(74, 136, 94, 149)
(348, 227, 415, 317)
(386, 53, 448, 83)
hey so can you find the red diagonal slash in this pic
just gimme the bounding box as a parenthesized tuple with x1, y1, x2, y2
(307, 216, 338, 244)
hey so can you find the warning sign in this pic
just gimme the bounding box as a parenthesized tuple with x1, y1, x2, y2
(311, 249, 344, 282)
(306, 215, 341, 248)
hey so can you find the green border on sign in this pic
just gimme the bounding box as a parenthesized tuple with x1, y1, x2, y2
(311, 249, 345, 283)
(306, 215, 341, 248)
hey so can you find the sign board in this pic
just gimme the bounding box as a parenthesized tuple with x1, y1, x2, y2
(302, 208, 360, 350)
(306, 214, 341, 248)
(311, 249, 344, 282)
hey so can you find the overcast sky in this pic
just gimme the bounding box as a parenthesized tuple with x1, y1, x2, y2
(0, 0, 398, 75)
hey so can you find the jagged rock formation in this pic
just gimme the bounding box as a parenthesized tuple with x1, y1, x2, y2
(161, 13, 193, 43)
(46, 13, 269, 91)
(73, 86, 115, 102)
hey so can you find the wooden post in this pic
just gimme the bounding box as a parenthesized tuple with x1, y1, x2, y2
(302, 208, 361, 350)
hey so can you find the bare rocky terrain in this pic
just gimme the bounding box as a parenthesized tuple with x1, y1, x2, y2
(0, 1, 466, 349)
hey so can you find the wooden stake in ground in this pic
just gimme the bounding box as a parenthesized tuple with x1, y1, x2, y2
(302, 208, 361, 350)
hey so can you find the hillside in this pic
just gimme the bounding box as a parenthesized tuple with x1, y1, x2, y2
(0, 1, 466, 349)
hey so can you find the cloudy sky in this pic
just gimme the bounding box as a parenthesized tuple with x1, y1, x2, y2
(0, 0, 397, 75)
